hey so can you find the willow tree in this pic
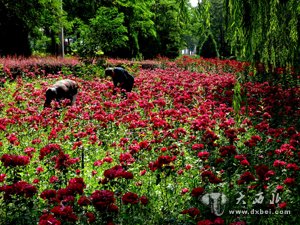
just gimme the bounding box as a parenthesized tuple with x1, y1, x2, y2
(226, 0, 300, 69)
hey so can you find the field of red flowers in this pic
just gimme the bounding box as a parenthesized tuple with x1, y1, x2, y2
(0, 56, 299, 225)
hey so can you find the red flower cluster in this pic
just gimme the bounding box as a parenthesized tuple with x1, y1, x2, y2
(201, 170, 222, 184)
(219, 145, 236, 157)
(40, 189, 57, 202)
(237, 171, 255, 185)
(191, 187, 205, 197)
(0, 181, 37, 199)
(52, 151, 80, 170)
(0, 154, 30, 167)
(198, 151, 210, 160)
(254, 164, 275, 181)
(244, 135, 262, 147)
(122, 192, 139, 205)
(119, 152, 135, 165)
(39, 213, 61, 225)
(181, 207, 200, 217)
(39, 143, 62, 160)
(103, 165, 134, 180)
(90, 189, 116, 211)
(148, 155, 176, 171)
(51, 205, 78, 222)
(122, 192, 149, 205)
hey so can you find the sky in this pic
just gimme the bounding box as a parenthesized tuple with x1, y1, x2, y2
(190, 0, 199, 7)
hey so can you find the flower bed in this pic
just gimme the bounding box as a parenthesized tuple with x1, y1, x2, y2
(0, 58, 299, 225)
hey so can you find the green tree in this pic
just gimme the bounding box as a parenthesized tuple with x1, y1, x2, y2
(226, 0, 300, 68)
(150, 0, 186, 58)
(114, 0, 156, 59)
(71, 7, 128, 59)
(186, 0, 230, 58)
(0, 0, 63, 56)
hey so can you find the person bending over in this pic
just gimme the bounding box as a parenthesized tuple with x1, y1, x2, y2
(44, 79, 78, 108)
(105, 67, 134, 96)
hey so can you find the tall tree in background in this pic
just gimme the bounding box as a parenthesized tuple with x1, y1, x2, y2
(0, 0, 193, 58)
(151, 0, 186, 58)
(186, 0, 230, 58)
(112, 0, 156, 58)
(0, 0, 63, 56)
(201, 0, 231, 58)
(226, 0, 300, 69)
(71, 7, 128, 60)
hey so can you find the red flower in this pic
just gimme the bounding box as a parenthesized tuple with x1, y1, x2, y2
(197, 219, 213, 225)
(273, 160, 286, 167)
(51, 205, 78, 222)
(119, 152, 135, 165)
(197, 151, 210, 160)
(104, 165, 133, 180)
(85, 212, 96, 223)
(185, 164, 192, 170)
(192, 143, 204, 150)
(6, 133, 19, 145)
(140, 170, 147, 176)
(15, 181, 37, 198)
(284, 178, 295, 185)
(78, 196, 91, 206)
(140, 195, 149, 205)
(237, 171, 255, 185)
(276, 185, 284, 192)
(90, 190, 115, 210)
(0, 154, 30, 167)
(240, 159, 250, 166)
(244, 135, 262, 147)
(0, 174, 6, 182)
(39, 213, 61, 225)
(188, 207, 200, 217)
(54, 152, 80, 170)
(214, 217, 224, 224)
(255, 164, 274, 181)
(182, 207, 200, 217)
(40, 189, 57, 200)
(286, 163, 300, 171)
(219, 145, 236, 156)
(108, 204, 119, 212)
(122, 192, 139, 205)
(24, 147, 36, 158)
(36, 166, 44, 174)
(67, 177, 86, 195)
(181, 188, 189, 195)
(191, 187, 205, 197)
(103, 157, 113, 163)
(50, 176, 59, 183)
(39, 143, 62, 160)
(92, 170, 97, 176)
(149, 155, 176, 171)
(279, 202, 287, 209)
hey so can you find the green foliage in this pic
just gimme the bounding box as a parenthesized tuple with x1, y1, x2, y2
(226, 0, 300, 68)
(71, 7, 128, 59)
(116, 0, 156, 58)
(150, 0, 186, 58)
(233, 80, 242, 119)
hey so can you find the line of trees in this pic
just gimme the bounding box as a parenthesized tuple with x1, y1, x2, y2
(1, 0, 300, 69)
(0, 0, 197, 59)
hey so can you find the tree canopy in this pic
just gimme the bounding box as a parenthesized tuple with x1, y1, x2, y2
(1, 0, 300, 68)
(226, 0, 300, 68)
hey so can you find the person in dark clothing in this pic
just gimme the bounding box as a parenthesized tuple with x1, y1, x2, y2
(44, 79, 78, 108)
(105, 67, 134, 96)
